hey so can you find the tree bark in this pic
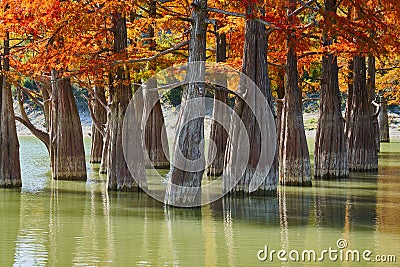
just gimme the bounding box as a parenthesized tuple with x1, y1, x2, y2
(276, 68, 285, 149)
(90, 86, 107, 163)
(107, 12, 145, 191)
(165, 0, 208, 206)
(144, 0, 170, 169)
(314, 0, 348, 179)
(279, 0, 311, 186)
(346, 55, 378, 171)
(367, 56, 380, 152)
(49, 70, 87, 180)
(224, 3, 278, 195)
(0, 34, 22, 188)
(207, 25, 229, 177)
(379, 97, 390, 143)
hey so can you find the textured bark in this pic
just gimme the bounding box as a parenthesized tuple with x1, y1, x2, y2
(314, 54, 348, 179)
(224, 3, 278, 195)
(276, 68, 285, 149)
(379, 97, 390, 142)
(90, 86, 107, 163)
(144, 0, 170, 169)
(367, 56, 380, 152)
(0, 35, 22, 188)
(279, 2, 311, 186)
(346, 55, 378, 171)
(207, 27, 229, 177)
(345, 60, 354, 128)
(107, 13, 145, 191)
(314, 0, 348, 180)
(49, 70, 87, 180)
(165, 0, 208, 206)
(144, 79, 170, 169)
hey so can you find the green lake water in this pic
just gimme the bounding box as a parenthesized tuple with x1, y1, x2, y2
(1, 137, 400, 266)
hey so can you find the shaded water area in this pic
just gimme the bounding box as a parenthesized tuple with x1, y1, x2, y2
(1, 137, 400, 266)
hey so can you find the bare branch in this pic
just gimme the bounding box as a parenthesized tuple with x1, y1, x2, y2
(113, 40, 189, 65)
(19, 86, 44, 109)
(288, 0, 318, 17)
(207, 7, 279, 29)
(84, 95, 106, 137)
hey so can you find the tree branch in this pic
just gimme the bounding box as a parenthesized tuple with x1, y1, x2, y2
(85, 95, 106, 137)
(207, 7, 279, 29)
(19, 86, 44, 109)
(113, 40, 189, 65)
(15, 116, 49, 149)
(288, 0, 318, 17)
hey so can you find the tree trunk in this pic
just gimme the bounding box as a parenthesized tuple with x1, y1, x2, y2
(49, 70, 87, 180)
(90, 86, 107, 163)
(345, 59, 354, 128)
(224, 3, 278, 195)
(367, 56, 380, 152)
(346, 55, 378, 171)
(276, 68, 285, 149)
(379, 97, 390, 142)
(0, 34, 21, 188)
(144, 79, 170, 169)
(165, 0, 208, 206)
(207, 26, 229, 177)
(314, 54, 348, 179)
(144, 0, 170, 169)
(314, 0, 348, 179)
(107, 12, 145, 191)
(279, 2, 311, 186)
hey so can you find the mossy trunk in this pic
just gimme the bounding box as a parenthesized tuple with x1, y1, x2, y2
(207, 29, 229, 177)
(0, 35, 21, 188)
(224, 3, 278, 195)
(165, 0, 208, 206)
(107, 12, 145, 191)
(379, 97, 390, 143)
(346, 55, 378, 171)
(90, 86, 107, 163)
(49, 70, 87, 180)
(314, 0, 348, 179)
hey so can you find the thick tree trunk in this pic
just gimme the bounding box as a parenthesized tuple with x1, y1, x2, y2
(144, 1, 170, 169)
(165, 0, 208, 206)
(346, 55, 378, 171)
(0, 35, 22, 188)
(107, 13, 145, 191)
(314, 0, 348, 179)
(90, 86, 107, 163)
(144, 79, 170, 169)
(207, 27, 229, 177)
(49, 70, 87, 180)
(314, 54, 348, 179)
(279, 7, 311, 185)
(379, 97, 390, 142)
(224, 3, 278, 195)
(367, 56, 380, 152)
